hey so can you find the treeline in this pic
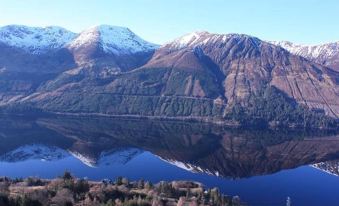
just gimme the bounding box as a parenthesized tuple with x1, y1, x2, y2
(0, 103, 45, 116)
(226, 86, 338, 129)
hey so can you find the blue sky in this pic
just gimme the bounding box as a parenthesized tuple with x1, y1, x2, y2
(0, 0, 338, 44)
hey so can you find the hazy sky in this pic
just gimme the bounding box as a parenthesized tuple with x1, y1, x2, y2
(0, 0, 338, 44)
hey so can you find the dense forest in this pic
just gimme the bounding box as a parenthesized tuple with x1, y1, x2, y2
(226, 86, 337, 129)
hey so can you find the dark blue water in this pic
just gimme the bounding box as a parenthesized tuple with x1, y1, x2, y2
(1, 152, 339, 206)
(0, 115, 338, 206)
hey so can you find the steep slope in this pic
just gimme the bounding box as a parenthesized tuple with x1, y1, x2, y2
(0, 25, 158, 107)
(0, 25, 77, 73)
(271, 41, 339, 72)
(151, 32, 338, 111)
(67, 25, 158, 71)
(144, 32, 339, 118)
(0, 24, 157, 74)
(16, 32, 338, 128)
(35, 25, 159, 92)
(68, 25, 157, 55)
(0, 25, 78, 105)
(0, 28, 337, 128)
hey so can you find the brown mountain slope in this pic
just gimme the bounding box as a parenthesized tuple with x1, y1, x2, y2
(0, 30, 337, 128)
(66, 25, 156, 73)
(0, 25, 157, 107)
(144, 32, 339, 117)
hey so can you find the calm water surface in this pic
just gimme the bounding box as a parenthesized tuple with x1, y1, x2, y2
(0, 115, 338, 206)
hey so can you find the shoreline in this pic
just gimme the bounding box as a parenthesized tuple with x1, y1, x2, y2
(2, 110, 337, 131)
(0, 173, 244, 206)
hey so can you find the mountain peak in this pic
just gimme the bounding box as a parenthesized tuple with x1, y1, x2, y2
(0, 25, 76, 54)
(168, 31, 210, 48)
(92, 24, 131, 32)
(68, 24, 158, 54)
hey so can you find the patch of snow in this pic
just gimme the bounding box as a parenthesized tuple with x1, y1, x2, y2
(68, 150, 97, 168)
(0, 25, 77, 54)
(98, 148, 143, 166)
(69, 147, 143, 168)
(0, 144, 69, 162)
(311, 161, 339, 176)
(156, 155, 220, 176)
(165, 31, 210, 49)
(270, 40, 339, 60)
(165, 31, 258, 50)
(176, 32, 203, 47)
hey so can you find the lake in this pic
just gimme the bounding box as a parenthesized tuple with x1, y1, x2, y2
(0, 115, 338, 206)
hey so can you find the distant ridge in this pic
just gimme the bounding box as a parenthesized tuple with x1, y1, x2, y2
(271, 40, 339, 72)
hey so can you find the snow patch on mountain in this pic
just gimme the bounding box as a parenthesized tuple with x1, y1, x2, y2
(0, 144, 69, 162)
(68, 25, 158, 54)
(165, 31, 212, 49)
(0, 25, 77, 54)
(98, 148, 143, 166)
(166, 31, 259, 50)
(68, 150, 97, 168)
(174, 32, 208, 48)
(311, 160, 339, 176)
(69, 147, 143, 168)
(270, 40, 339, 62)
(156, 155, 221, 177)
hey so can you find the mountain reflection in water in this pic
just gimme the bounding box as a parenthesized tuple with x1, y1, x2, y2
(0, 115, 338, 178)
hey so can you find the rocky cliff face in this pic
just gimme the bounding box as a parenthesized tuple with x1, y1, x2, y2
(0, 26, 338, 128)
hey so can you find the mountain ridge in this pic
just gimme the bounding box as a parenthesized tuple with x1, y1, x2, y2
(270, 40, 339, 72)
(0, 24, 158, 54)
(0, 25, 77, 54)
(0, 25, 338, 129)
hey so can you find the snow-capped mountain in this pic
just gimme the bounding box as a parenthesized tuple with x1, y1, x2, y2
(0, 144, 69, 162)
(69, 148, 143, 168)
(0, 25, 338, 127)
(68, 25, 158, 54)
(63, 25, 158, 71)
(0, 24, 158, 56)
(271, 40, 339, 71)
(164, 31, 259, 50)
(0, 24, 158, 79)
(0, 143, 143, 168)
(0, 25, 77, 54)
